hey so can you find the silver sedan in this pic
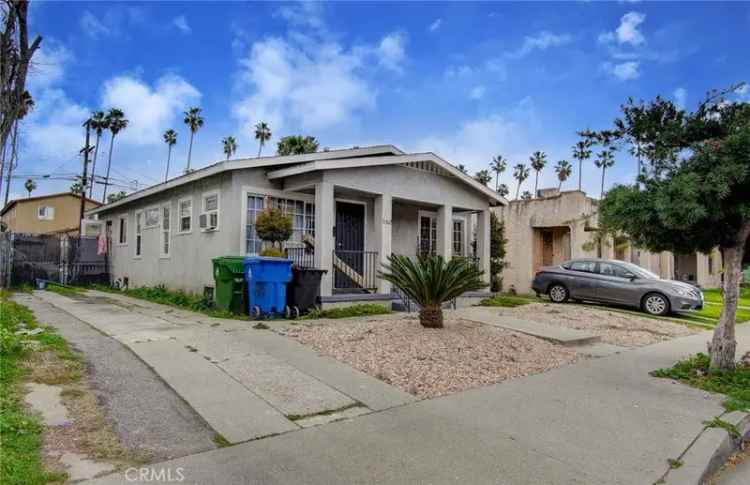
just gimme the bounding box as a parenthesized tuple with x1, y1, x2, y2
(531, 259, 704, 316)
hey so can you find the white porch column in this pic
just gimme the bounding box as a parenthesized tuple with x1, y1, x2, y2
(477, 209, 491, 284)
(436, 204, 453, 260)
(315, 181, 335, 296)
(374, 193, 392, 294)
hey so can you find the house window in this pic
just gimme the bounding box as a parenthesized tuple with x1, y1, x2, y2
(245, 195, 315, 255)
(144, 207, 159, 228)
(161, 206, 171, 257)
(453, 220, 464, 256)
(118, 216, 127, 244)
(200, 192, 219, 230)
(245, 195, 265, 255)
(135, 211, 143, 257)
(418, 215, 437, 256)
(37, 206, 55, 220)
(178, 198, 192, 233)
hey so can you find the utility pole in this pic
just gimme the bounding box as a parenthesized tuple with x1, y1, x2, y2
(79, 119, 92, 234)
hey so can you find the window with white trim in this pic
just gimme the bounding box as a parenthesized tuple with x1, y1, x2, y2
(178, 198, 192, 233)
(135, 211, 143, 257)
(245, 195, 265, 254)
(161, 205, 171, 257)
(118, 216, 127, 245)
(244, 195, 315, 255)
(452, 220, 464, 256)
(200, 192, 219, 231)
(37, 206, 55, 220)
(418, 214, 437, 256)
(144, 207, 159, 228)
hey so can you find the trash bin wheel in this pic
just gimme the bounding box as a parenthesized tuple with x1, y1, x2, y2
(251, 305, 262, 319)
(293, 306, 300, 319)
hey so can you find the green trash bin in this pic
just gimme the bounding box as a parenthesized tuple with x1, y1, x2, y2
(212, 256, 247, 314)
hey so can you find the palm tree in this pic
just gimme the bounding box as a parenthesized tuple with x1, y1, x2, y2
(183, 106, 204, 171)
(102, 108, 129, 202)
(88, 111, 109, 198)
(474, 169, 492, 186)
(529, 151, 547, 197)
(24, 178, 36, 197)
(572, 139, 593, 192)
(497, 183, 509, 198)
(554, 160, 573, 191)
(3, 91, 34, 206)
(222, 136, 238, 160)
(276, 135, 319, 155)
(594, 149, 615, 199)
(512, 163, 530, 200)
(379, 255, 487, 328)
(254, 121, 272, 157)
(490, 155, 507, 191)
(162, 129, 177, 182)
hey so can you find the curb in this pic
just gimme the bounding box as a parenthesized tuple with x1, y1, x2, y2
(663, 411, 750, 484)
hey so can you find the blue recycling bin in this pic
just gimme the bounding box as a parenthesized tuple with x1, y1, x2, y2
(244, 256, 293, 318)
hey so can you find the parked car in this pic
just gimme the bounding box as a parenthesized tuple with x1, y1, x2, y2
(531, 259, 703, 316)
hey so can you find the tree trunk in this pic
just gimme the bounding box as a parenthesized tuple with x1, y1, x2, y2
(164, 145, 172, 182)
(558, 179, 562, 191)
(257, 141, 263, 158)
(0, 140, 7, 205)
(708, 223, 750, 370)
(534, 172, 539, 198)
(89, 132, 101, 198)
(419, 305, 444, 328)
(4, 122, 18, 206)
(515, 181, 521, 200)
(578, 160, 582, 191)
(187, 131, 194, 171)
(600, 167, 606, 199)
(102, 133, 115, 203)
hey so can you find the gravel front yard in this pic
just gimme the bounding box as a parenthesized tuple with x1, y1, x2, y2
(499, 302, 701, 347)
(285, 315, 577, 399)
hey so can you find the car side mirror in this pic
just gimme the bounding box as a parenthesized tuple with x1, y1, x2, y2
(624, 272, 637, 280)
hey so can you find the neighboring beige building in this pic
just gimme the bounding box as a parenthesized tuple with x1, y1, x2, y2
(495, 188, 723, 294)
(0, 192, 102, 235)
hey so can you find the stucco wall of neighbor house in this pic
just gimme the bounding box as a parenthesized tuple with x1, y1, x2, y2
(2, 194, 100, 234)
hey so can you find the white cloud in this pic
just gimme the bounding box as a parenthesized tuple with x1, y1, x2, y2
(429, 18, 442, 32)
(599, 11, 646, 47)
(101, 75, 201, 145)
(735, 83, 749, 98)
(376, 33, 406, 73)
(602, 61, 640, 81)
(24, 88, 90, 161)
(275, 2, 325, 31)
(27, 42, 72, 91)
(80, 10, 111, 38)
(674, 87, 687, 109)
(172, 15, 191, 34)
(469, 86, 486, 100)
(507, 31, 572, 59)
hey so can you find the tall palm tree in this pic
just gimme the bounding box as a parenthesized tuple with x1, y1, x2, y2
(3, 92, 34, 206)
(474, 169, 492, 186)
(513, 163, 530, 200)
(594, 149, 615, 199)
(162, 129, 177, 182)
(529, 151, 547, 197)
(102, 108, 129, 202)
(490, 155, 507, 191)
(554, 160, 573, 191)
(88, 110, 109, 198)
(254, 121, 272, 157)
(572, 139, 593, 192)
(183, 106, 204, 171)
(276, 135, 319, 155)
(24, 178, 36, 197)
(222, 136, 238, 160)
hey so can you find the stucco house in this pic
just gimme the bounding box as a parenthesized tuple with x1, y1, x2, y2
(86, 145, 505, 307)
(495, 188, 723, 294)
(1, 192, 102, 235)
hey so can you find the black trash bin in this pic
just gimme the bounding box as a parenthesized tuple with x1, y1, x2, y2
(286, 267, 327, 317)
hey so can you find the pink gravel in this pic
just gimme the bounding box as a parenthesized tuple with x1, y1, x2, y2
(284, 315, 577, 399)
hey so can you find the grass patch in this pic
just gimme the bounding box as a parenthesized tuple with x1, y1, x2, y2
(651, 353, 750, 412)
(703, 287, 750, 306)
(301, 303, 391, 320)
(703, 416, 741, 439)
(87, 283, 244, 320)
(212, 434, 231, 448)
(45, 283, 84, 298)
(480, 293, 539, 308)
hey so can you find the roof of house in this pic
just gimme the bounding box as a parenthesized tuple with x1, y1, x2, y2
(86, 144, 506, 215)
(0, 192, 102, 217)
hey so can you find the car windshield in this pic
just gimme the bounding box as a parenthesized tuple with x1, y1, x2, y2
(618, 261, 660, 280)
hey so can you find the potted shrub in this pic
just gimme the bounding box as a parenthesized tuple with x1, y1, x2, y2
(255, 207, 292, 257)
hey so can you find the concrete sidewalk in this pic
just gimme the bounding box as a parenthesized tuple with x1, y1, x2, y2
(86, 318, 750, 484)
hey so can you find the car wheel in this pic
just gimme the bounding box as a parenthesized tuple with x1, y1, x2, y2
(642, 293, 670, 316)
(548, 284, 569, 303)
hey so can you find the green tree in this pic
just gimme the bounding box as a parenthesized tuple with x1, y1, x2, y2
(572, 138, 593, 191)
(222, 136, 238, 160)
(512, 163, 530, 200)
(594, 149, 615, 199)
(102, 108, 128, 202)
(162, 129, 177, 182)
(183, 106, 204, 172)
(88, 110, 109, 198)
(276, 135, 319, 156)
(379, 255, 487, 328)
(255, 207, 293, 250)
(456, 164, 468, 174)
(554, 160, 573, 191)
(496, 183, 509, 198)
(529, 151, 547, 197)
(107, 191, 128, 203)
(474, 169, 492, 186)
(521, 190, 532, 200)
(70, 180, 84, 194)
(255, 121, 272, 157)
(490, 212, 507, 292)
(24, 178, 35, 197)
(490, 155, 507, 191)
(595, 85, 750, 370)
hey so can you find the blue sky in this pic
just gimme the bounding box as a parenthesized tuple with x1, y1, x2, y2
(12, 1, 750, 200)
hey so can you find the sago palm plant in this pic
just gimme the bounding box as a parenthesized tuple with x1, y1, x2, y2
(379, 255, 487, 328)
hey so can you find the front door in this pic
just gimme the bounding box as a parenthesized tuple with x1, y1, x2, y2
(541, 230, 554, 266)
(334, 201, 365, 290)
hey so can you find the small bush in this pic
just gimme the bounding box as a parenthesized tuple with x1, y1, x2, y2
(255, 208, 293, 248)
(480, 294, 536, 308)
(302, 304, 391, 320)
(260, 247, 285, 257)
(0, 327, 23, 356)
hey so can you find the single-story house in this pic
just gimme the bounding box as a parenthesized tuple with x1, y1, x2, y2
(86, 145, 506, 307)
